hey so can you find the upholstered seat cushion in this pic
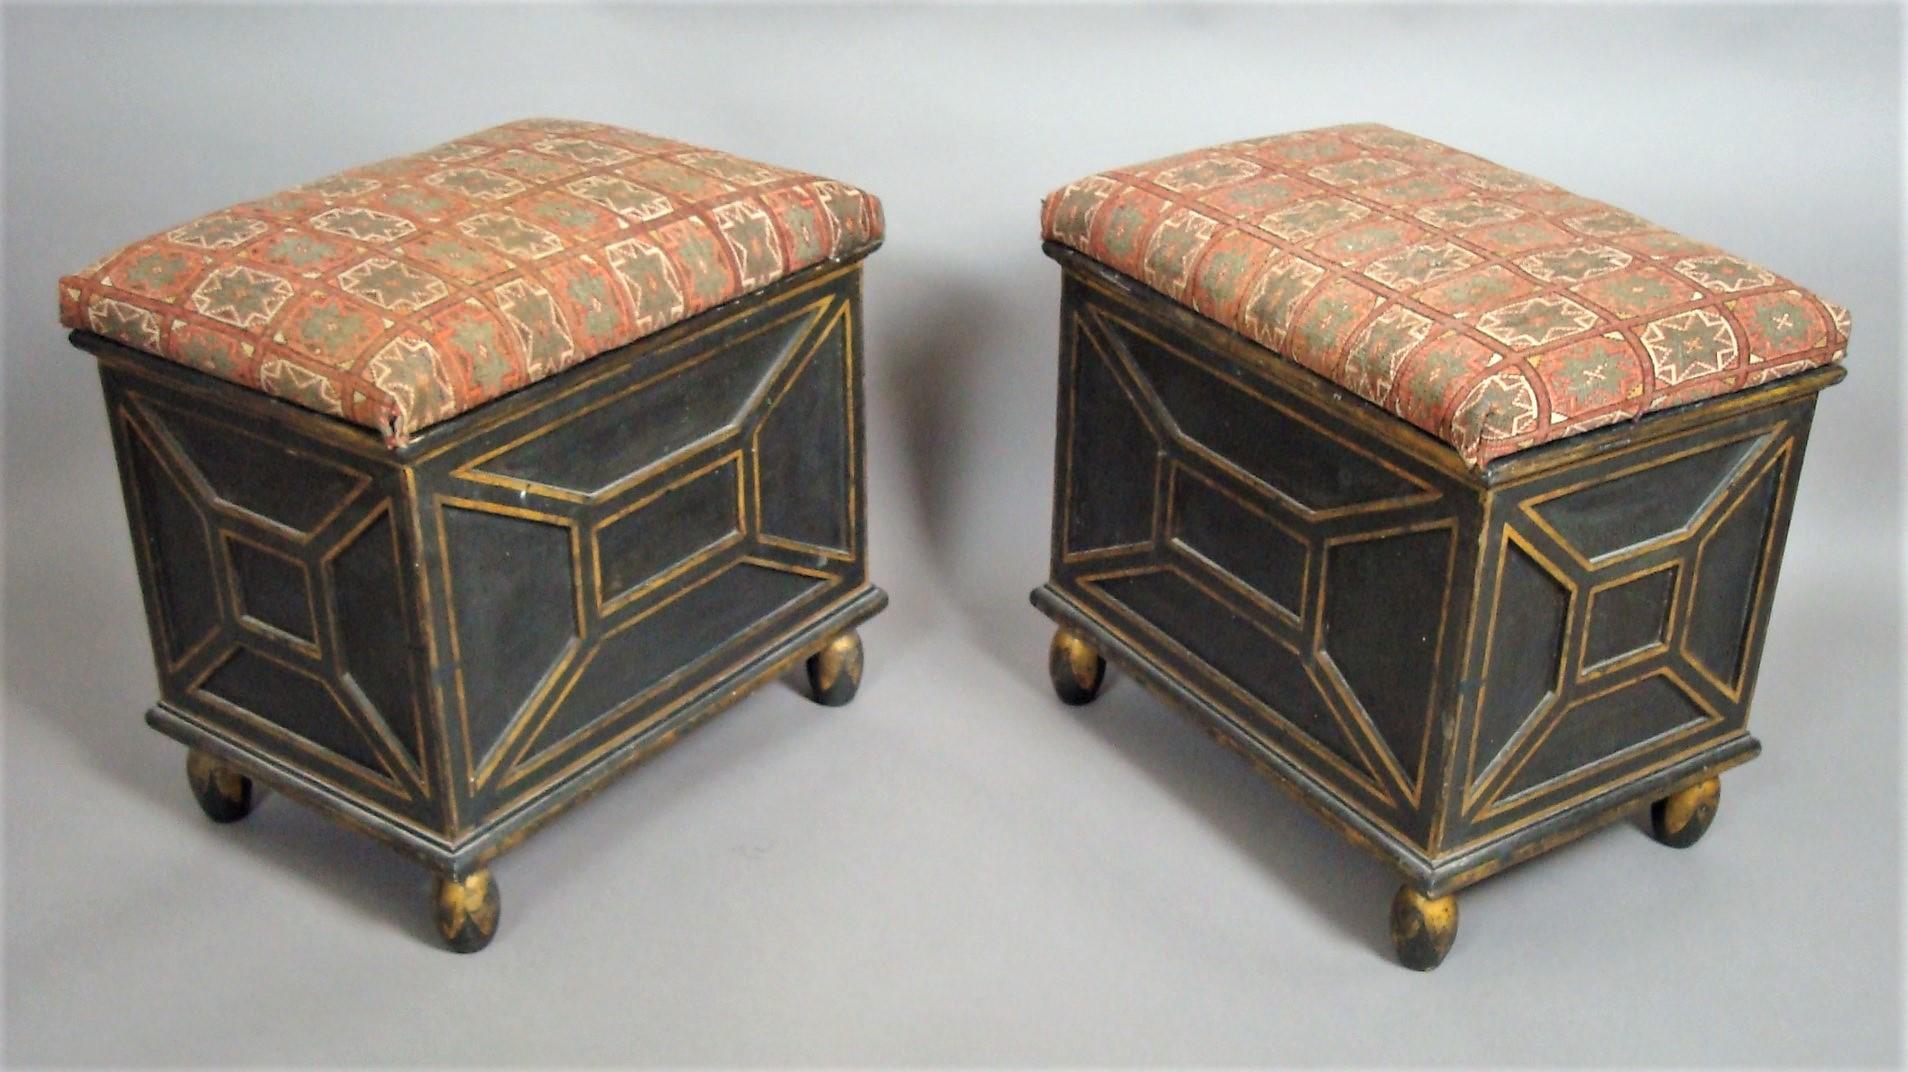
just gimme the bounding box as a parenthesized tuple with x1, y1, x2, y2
(1041, 124, 1849, 466)
(60, 118, 883, 443)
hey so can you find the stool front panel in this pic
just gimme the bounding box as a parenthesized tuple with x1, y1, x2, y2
(409, 263, 872, 834)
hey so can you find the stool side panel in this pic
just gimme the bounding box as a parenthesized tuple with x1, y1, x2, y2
(94, 356, 449, 837)
(407, 265, 875, 838)
(1441, 392, 1824, 855)
(1046, 268, 1487, 861)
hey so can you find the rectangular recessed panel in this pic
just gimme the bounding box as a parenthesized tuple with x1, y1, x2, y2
(1584, 567, 1676, 670)
(226, 537, 316, 645)
(1170, 468, 1306, 618)
(596, 458, 742, 606)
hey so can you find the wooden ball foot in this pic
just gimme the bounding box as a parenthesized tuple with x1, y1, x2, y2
(434, 869, 501, 954)
(806, 631, 863, 707)
(1390, 885, 1458, 971)
(186, 748, 256, 823)
(1048, 626, 1106, 706)
(1650, 776, 1721, 849)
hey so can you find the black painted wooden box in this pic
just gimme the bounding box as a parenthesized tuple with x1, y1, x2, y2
(77, 255, 884, 951)
(1032, 245, 1842, 969)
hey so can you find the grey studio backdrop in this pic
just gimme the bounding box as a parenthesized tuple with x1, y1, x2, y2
(2, 3, 1900, 1067)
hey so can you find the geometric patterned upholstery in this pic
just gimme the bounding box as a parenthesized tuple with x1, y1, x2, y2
(1042, 124, 1849, 466)
(60, 118, 883, 444)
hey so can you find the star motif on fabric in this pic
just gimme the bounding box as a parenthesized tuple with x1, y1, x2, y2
(1477, 297, 1599, 349)
(190, 265, 293, 328)
(1641, 310, 1739, 384)
(337, 258, 449, 312)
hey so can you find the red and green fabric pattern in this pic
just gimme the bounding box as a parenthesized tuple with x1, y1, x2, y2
(60, 118, 883, 443)
(1042, 124, 1849, 466)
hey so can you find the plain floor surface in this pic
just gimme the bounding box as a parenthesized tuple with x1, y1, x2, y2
(3, 4, 1903, 1067)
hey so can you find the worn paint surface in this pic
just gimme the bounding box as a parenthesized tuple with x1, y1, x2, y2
(83, 254, 886, 951)
(1034, 246, 1838, 966)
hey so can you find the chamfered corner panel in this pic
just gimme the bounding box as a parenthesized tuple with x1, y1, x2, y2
(1490, 671, 1714, 808)
(755, 306, 853, 556)
(1096, 308, 1429, 516)
(1684, 455, 1787, 697)
(1467, 535, 1573, 788)
(195, 646, 393, 782)
(141, 398, 369, 536)
(438, 501, 582, 782)
(1524, 433, 1765, 565)
(508, 562, 829, 781)
(121, 415, 222, 667)
(1063, 320, 1161, 555)
(328, 506, 426, 770)
(467, 301, 825, 501)
(1319, 524, 1456, 795)
(1088, 568, 1378, 789)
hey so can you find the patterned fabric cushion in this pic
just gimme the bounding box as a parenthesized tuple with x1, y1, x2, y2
(1042, 124, 1849, 466)
(60, 118, 883, 443)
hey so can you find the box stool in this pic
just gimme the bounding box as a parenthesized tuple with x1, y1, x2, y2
(60, 118, 887, 952)
(1031, 124, 1849, 969)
